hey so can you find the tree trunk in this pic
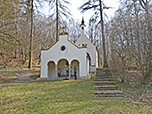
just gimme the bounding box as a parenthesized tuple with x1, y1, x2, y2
(139, 0, 152, 78)
(134, 1, 141, 66)
(12, 0, 18, 59)
(99, 0, 108, 68)
(28, 0, 34, 69)
(56, 0, 59, 41)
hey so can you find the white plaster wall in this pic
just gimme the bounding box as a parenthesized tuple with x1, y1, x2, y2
(41, 34, 87, 79)
(75, 34, 97, 66)
(40, 57, 48, 78)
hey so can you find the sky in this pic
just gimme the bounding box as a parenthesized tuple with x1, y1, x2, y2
(69, 0, 120, 24)
(41, 0, 120, 24)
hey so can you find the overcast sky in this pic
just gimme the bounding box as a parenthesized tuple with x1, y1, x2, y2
(69, 0, 120, 23)
(42, 0, 120, 24)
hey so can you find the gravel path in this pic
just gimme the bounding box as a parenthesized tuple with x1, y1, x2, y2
(14, 71, 34, 83)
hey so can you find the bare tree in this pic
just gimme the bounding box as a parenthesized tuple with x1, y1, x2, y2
(46, 0, 71, 41)
(28, 0, 34, 68)
(107, 0, 152, 82)
(68, 20, 81, 43)
(80, 0, 110, 68)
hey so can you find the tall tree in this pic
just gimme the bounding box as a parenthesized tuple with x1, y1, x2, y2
(0, 0, 57, 67)
(99, 0, 108, 68)
(23, 0, 44, 68)
(0, 0, 21, 67)
(23, 0, 34, 68)
(28, 0, 34, 68)
(139, 0, 152, 78)
(46, 0, 71, 42)
(56, 0, 59, 41)
(68, 20, 81, 43)
(80, 0, 110, 68)
(107, 0, 152, 81)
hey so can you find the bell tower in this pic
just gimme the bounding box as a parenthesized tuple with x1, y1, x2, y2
(80, 17, 86, 35)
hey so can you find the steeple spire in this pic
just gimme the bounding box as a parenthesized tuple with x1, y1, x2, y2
(81, 17, 85, 25)
(80, 17, 86, 35)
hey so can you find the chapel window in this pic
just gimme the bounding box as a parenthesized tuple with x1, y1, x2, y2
(61, 45, 66, 51)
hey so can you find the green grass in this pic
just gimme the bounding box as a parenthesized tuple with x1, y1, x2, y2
(95, 84, 117, 87)
(96, 81, 115, 83)
(126, 70, 138, 73)
(0, 80, 152, 114)
(117, 81, 152, 103)
(0, 66, 23, 71)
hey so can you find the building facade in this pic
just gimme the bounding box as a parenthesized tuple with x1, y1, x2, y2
(40, 19, 98, 80)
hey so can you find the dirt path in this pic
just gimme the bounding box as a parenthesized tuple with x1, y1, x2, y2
(14, 71, 34, 83)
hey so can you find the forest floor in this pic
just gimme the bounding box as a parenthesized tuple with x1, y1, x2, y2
(0, 66, 152, 114)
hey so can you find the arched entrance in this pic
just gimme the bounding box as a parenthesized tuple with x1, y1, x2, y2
(87, 53, 91, 74)
(57, 59, 69, 80)
(71, 60, 79, 79)
(48, 61, 56, 80)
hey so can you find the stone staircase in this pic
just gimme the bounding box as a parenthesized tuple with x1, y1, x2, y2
(93, 68, 124, 97)
(94, 86, 117, 90)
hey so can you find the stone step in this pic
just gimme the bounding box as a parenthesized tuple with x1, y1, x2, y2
(96, 77, 114, 80)
(96, 68, 112, 77)
(94, 92, 124, 97)
(94, 86, 117, 90)
(95, 79, 115, 81)
(96, 75, 113, 76)
(95, 82, 115, 85)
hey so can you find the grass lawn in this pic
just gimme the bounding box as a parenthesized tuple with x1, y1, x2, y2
(0, 80, 152, 114)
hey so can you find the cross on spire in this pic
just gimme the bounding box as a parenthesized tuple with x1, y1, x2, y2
(81, 17, 85, 25)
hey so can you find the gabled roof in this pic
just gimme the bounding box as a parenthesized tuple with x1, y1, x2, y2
(76, 34, 96, 47)
(41, 32, 86, 51)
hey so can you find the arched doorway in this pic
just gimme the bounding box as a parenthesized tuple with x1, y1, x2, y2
(48, 61, 56, 80)
(57, 59, 69, 80)
(71, 60, 79, 79)
(87, 53, 91, 74)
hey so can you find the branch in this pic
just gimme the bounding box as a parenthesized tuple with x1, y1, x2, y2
(0, 31, 22, 45)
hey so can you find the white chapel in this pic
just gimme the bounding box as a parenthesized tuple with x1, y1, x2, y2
(40, 19, 98, 80)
